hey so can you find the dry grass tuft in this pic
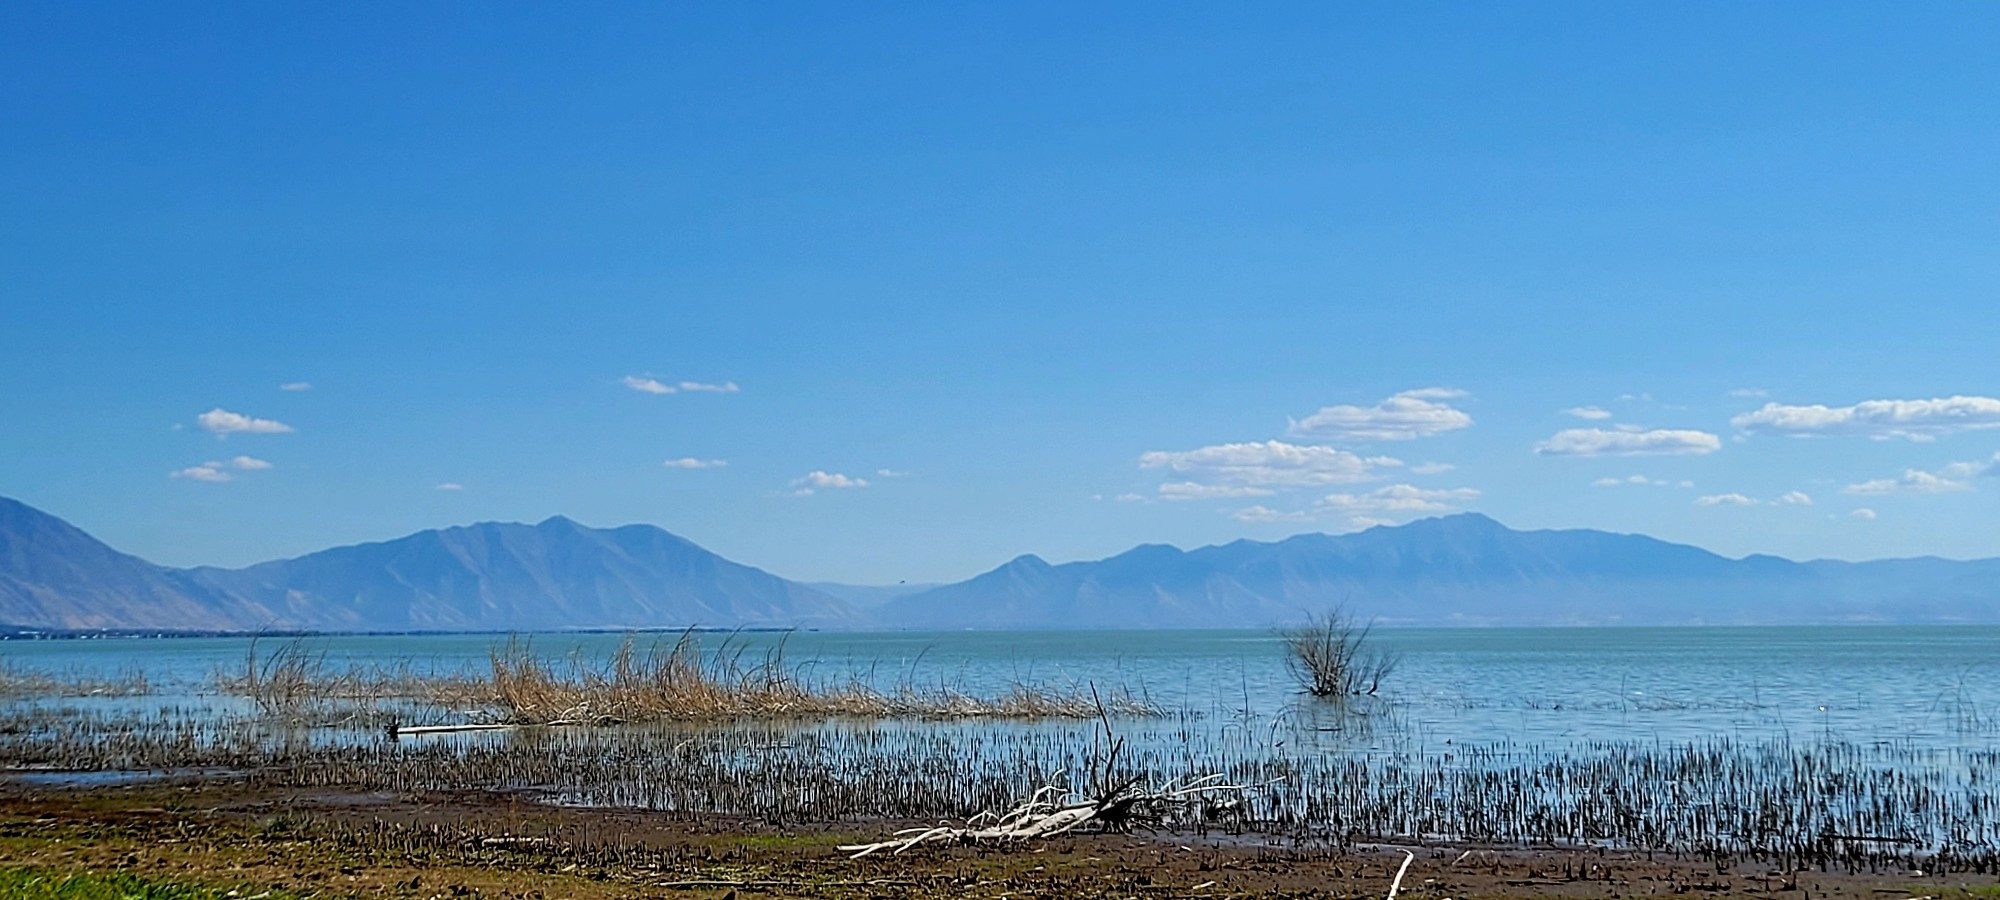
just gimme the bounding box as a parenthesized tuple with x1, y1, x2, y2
(487, 631, 1155, 724)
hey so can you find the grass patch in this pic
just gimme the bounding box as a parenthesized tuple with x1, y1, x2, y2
(0, 866, 304, 899)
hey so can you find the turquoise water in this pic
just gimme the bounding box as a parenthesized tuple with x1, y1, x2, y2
(3, 625, 1994, 751)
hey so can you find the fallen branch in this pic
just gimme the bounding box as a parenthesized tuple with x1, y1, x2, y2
(836, 772, 1263, 857)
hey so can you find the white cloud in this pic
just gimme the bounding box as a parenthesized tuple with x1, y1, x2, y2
(436, 482, 465, 491)
(1113, 493, 1148, 503)
(170, 455, 273, 483)
(1729, 388, 1769, 399)
(1287, 388, 1473, 441)
(197, 408, 294, 435)
(1319, 484, 1481, 515)
(875, 468, 911, 478)
(1851, 508, 1877, 520)
(1158, 482, 1276, 501)
(1842, 468, 1974, 495)
(1140, 440, 1401, 488)
(1232, 505, 1314, 523)
(1594, 474, 1677, 488)
(623, 376, 739, 395)
(1535, 427, 1720, 457)
(1731, 396, 2000, 441)
(1563, 406, 1613, 420)
(1409, 461, 1456, 475)
(1938, 452, 2000, 480)
(1774, 491, 1813, 506)
(791, 471, 869, 494)
(279, 381, 312, 392)
(663, 458, 728, 469)
(1695, 493, 1756, 507)
(621, 375, 676, 394)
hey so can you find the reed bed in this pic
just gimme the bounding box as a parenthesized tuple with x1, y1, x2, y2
(487, 634, 1155, 723)
(5, 701, 2000, 874)
(214, 639, 490, 717)
(0, 662, 150, 698)
(211, 633, 1155, 724)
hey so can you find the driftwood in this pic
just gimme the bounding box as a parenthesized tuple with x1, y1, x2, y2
(836, 771, 1261, 857)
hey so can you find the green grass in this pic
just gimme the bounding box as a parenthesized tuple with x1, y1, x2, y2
(0, 866, 307, 899)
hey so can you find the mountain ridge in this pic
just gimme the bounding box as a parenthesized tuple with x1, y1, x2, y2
(4, 499, 1999, 632)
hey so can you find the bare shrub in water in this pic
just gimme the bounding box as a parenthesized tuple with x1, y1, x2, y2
(1282, 608, 1396, 698)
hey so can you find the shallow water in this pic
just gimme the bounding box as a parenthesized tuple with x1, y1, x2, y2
(2, 625, 1995, 751)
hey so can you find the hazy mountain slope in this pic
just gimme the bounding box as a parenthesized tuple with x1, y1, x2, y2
(880, 514, 2000, 628)
(0, 497, 854, 631)
(804, 581, 941, 609)
(0, 497, 266, 630)
(6, 496, 1998, 632)
(191, 516, 856, 630)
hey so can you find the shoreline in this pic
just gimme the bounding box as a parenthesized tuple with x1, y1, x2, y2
(5, 775, 1996, 900)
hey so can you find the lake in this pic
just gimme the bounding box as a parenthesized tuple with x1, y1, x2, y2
(4, 625, 1994, 752)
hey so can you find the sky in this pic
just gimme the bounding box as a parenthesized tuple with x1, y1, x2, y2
(3, 3, 1998, 585)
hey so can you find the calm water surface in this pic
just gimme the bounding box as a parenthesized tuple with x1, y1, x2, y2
(3, 626, 1994, 751)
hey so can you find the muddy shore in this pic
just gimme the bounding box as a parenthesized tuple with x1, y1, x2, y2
(2, 774, 1991, 899)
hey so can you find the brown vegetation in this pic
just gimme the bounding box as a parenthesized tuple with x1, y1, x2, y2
(217, 632, 1156, 723)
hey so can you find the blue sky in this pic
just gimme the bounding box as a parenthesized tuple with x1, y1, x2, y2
(3, 3, 1998, 584)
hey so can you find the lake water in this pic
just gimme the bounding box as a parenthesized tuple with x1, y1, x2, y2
(4, 625, 1995, 752)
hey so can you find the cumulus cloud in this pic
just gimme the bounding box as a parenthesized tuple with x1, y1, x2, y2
(1319, 484, 1481, 515)
(1774, 491, 1813, 506)
(1563, 406, 1613, 420)
(279, 381, 312, 392)
(1851, 508, 1877, 520)
(436, 482, 465, 491)
(1232, 505, 1314, 523)
(1409, 461, 1456, 475)
(1938, 453, 2000, 480)
(875, 468, 911, 478)
(663, 458, 728, 469)
(1114, 493, 1148, 503)
(196, 408, 294, 435)
(170, 456, 271, 483)
(1695, 493, 1756, 507)
(791, 471, 868, 495)
(1731, 396, 2000, 441)
(677, 380, 740, 394)
(1535, 427, 1720, 457)
(1842, 468, 1975, 495)
(1287, 388, 1473, 441)
(1140, 440, 1400, 488)
(1158, 482, 1276, 501)
(1729, 388, 1769, 399)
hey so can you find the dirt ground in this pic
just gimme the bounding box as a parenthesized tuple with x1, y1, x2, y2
(0, 775, 1991, 900)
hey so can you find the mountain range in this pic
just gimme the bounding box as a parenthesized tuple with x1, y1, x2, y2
(3, 495, 1998, 632)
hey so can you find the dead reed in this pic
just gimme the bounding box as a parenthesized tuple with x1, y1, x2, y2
(0, 661, 151, 698)
(210, 632, 1154, 724)
(486, 632, 1156, 723)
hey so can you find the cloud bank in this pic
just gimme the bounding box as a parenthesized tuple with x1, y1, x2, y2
(1287, 388, 1473, 442)
(1731, 396, 2000, 441)
(1535, 427, 1720, 457)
